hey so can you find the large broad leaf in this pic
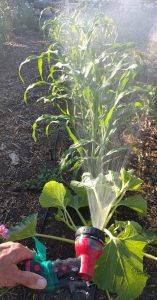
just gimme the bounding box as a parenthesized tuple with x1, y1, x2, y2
(140, 229, 157, 245)
(94, 221, 148, 300)
(70, 180, 88, 209)
(8, 214, 37, 242)
(39, 181, 66, 208)
(120, 169, 143, 191)
(68, 195, 88, 210)
(115, 220, 143, 237)
(106, 169, 143, 194)
(120, 195, 147, 216)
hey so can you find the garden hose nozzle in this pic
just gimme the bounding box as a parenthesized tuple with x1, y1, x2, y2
(75, 226, 105, 281)
(24, 229, 104, 297)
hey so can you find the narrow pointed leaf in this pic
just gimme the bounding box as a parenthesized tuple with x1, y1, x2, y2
(38, 58, 43, 79)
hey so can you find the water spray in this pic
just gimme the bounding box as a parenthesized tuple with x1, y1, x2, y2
(25, 226, 105, 299)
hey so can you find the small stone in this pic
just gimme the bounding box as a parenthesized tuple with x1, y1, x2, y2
(9, 152, 20, 166)
(0, 143, 6, 151)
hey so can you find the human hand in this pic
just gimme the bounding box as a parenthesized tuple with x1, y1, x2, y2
(0, 242, 47, 289)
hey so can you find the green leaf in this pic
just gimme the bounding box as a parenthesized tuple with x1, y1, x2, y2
(62, 139, 91, 163)
(69, 180, 88, 209)
(8, 214, 37, 242)
(140, 228, 157, 245)
(94, 222, 148, 300)
(120, 195, 147, 216)
(24, 81, 50, 103)
(39, 181, 66, 208)
(115, 220, 143, 238)
(70, 180, 88, 200)
(32, 121, 37, 142)
(32, 114, 70, 141)
(38, 58, 43, 79)
(105, 147, 128, 157)
(82, 62, 93, 78)
(19, 55, 40, 83)
(66, 125, 78, 144)
(120, 169, 143, 191)
(69, 195, 88, 210)
(105, 106, 115, 128)
(135, 102, 142, 107)
(64, 187, 75, 207)
(55, 207, 66, 223)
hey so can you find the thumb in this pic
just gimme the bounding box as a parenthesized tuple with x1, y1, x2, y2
(16, 270, 47, 289)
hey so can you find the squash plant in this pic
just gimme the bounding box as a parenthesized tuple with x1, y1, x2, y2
(5, 169, 157, 300)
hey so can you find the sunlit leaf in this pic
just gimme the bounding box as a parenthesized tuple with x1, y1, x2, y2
(120, 169, 143, 191)
(135, 102, 142, 107)
(19, 55, 40, 83)
(39, 181, 66, 208)
(38, 58, 43, 79)
(66, 125, 78, 144)
(24, 81, 50, 103)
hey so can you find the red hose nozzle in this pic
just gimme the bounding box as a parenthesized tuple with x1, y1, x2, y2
(75, 226, 104, 281)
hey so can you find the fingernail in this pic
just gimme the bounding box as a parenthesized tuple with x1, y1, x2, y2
(36, 278, 47, 289)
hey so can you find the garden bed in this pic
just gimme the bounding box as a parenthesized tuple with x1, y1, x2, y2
(0, 28, 157, 299)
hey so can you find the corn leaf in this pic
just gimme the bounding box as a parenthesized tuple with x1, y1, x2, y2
(24, 81, 50, 103)
(38, 58, 43, 79)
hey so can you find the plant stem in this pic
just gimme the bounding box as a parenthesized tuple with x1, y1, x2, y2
(62, 209, 75, 231)
(143, 252, 157, 261)
(63, 207, 77, 231)
(35, 233, 75, 245)
(75, 208, 88, 226)
(106, 290, 112, 300)
(103, 187, 127, 229)
(104, 228, 114, 240)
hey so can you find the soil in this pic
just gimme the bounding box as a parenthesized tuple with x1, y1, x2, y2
(0, 29, 157, 300)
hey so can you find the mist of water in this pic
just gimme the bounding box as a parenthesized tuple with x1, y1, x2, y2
(82, 173, 116, 230)
(83, 134, 132, 229)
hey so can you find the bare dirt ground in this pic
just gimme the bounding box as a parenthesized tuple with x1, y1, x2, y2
(0, 29, 157, 299)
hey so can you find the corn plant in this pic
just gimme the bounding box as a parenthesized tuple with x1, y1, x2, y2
(20, 10, 155, 177)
